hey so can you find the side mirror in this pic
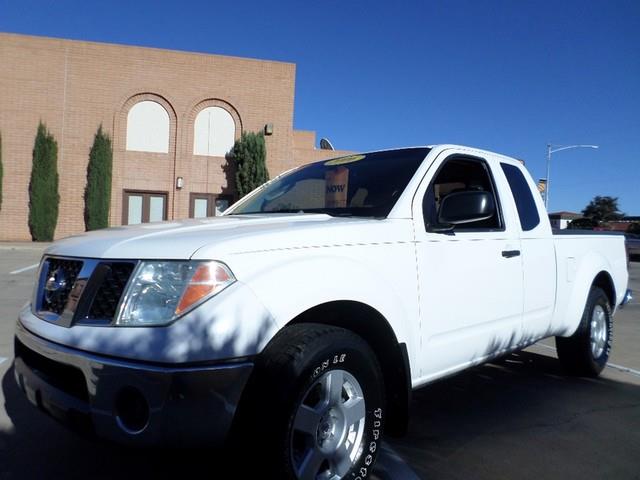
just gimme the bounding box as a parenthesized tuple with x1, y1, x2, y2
(438, 190, 495, 226)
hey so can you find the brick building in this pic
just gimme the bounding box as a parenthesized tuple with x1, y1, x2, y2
(0, 33, 350, 241)
(548, 211, 581, 230)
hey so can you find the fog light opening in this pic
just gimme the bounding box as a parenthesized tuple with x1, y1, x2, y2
(114, 386, 150, 435)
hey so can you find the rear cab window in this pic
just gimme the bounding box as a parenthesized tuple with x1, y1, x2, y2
(500, 163, 540, 231)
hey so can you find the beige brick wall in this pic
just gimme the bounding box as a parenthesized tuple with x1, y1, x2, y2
(292, 130, 355, 166)
(0, 33, 323, 240)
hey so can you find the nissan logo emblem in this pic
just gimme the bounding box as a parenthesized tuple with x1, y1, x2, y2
(45, 267, 68, 303)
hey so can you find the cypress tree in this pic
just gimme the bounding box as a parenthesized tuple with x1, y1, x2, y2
(28, 122, 59, 241)
(84, 125, 113, 231)
(231, 131, 269, 198)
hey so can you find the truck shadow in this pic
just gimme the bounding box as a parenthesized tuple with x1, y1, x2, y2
(0, 364, 220, 478)
(390, 350, 640, 480)
(2, 350, 639, 479)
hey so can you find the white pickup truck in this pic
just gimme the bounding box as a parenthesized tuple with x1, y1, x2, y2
(14, 145, 631, 479)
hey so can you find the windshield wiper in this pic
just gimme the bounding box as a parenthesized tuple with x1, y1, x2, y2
(228, 209, 311, 215)
(228, 209, 365, 218)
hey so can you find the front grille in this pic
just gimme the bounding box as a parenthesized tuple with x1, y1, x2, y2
(14, 337, 89, 402)
(40, 258, 83, 315)
(35, 256, 136, 326)
(86, 262, 135, 321)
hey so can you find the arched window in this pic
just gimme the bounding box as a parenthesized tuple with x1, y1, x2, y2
(126, 100, 170, 153)
(193, 106, 236, 157)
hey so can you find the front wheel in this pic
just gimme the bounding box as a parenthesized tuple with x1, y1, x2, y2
(235, 323, 385, 479)
(556, 286, 613, 377)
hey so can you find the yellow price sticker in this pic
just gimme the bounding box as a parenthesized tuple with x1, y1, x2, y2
(324, 154, 366, 166)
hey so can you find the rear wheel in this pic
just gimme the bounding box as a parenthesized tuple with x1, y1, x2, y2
(556, 286, 613, 377)
(234, 323, 385, 479)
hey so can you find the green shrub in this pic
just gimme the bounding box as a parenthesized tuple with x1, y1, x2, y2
(231, 131, 269, 198)
(28, 122, 59, 241)
(581, 195, 623, 223)
(567, 217, 599, 230)
(84, 125, 113, 231)
(628, 222, 640, 234)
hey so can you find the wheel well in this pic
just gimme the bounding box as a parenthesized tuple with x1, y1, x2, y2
(593, 271, 616, 307)
(288, 301, 411, 437)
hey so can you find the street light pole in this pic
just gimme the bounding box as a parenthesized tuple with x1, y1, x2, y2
(546, 144, 552, 210)
(544, 144, 599, 210)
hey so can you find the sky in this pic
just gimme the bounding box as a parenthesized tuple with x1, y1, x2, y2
(1, 0, 638, 214)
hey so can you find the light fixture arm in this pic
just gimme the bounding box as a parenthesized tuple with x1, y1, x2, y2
(544, 144, 599, 210)
(549, 144, 599, 154)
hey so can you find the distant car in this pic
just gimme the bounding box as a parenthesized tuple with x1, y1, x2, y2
(626, 233, 640, 259)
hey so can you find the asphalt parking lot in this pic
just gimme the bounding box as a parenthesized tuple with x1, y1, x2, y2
(0, 244, 638, 479)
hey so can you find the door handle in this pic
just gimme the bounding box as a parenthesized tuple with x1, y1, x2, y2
(502, 250, 521, 258)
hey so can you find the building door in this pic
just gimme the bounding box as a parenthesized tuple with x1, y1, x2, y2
(189, 193, 233, 218)
(123, 191, 168, 225)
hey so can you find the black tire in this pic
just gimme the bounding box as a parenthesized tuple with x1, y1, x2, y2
(233, 323, 385, 479)
(556, 286, 613, 377)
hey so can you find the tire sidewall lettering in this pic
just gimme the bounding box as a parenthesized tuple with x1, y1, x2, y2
(312, 352, 348, 379)
(305, 349, 384, 479)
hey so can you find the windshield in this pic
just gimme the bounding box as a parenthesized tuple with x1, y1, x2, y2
(227, 148, 430, 218)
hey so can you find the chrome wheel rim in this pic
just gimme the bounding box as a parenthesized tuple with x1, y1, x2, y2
(590, 304, 608, 359)
(290, 369, 366, 480)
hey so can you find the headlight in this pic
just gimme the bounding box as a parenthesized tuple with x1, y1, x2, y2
(116, 261, 235, 326)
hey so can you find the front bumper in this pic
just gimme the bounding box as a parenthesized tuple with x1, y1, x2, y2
(13, 321, 253, 447)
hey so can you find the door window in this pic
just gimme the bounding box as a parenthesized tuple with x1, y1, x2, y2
(193, 198, 209, 218)
(127, 194, 144, 225)
(149, 195, 166, 222)
(189, 193, 233, 218)
(123, 191, 168, 225)
(423, 156, 503, 231)
(215, 197, 231, 216)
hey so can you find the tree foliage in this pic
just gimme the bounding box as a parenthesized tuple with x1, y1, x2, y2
(567, 217, 599, 230)
(84, 125, 113, 231)
(231, 131, 269, 198)
(581, 196, 623, 223)
(29, 122, 59, 241)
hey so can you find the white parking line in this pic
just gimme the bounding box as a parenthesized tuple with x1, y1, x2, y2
(9, 263, 39, 275)
(608, 362, 640, 377)
(535, 343, 557, 353)
(534, 343, 640, 377)
(0, 357, 7, 366)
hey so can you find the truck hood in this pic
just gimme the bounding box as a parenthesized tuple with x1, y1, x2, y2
(45, 214, 404, 260)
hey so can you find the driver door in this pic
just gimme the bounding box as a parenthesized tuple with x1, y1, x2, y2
(413, 152, 524, 381)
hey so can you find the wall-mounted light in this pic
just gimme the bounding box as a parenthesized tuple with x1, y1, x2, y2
(176, 176, 184, 189)
(264, 123, 274, 136)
